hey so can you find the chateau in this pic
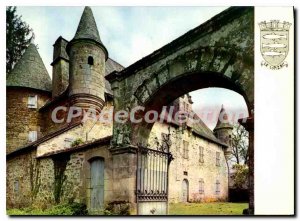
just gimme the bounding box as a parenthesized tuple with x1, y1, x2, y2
(5, 6, 253, 215)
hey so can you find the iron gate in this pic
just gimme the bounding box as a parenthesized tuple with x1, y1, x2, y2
(136, 145, 173, 215)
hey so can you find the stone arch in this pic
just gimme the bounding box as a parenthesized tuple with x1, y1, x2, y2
(133, 47, 253, 111)
(126, 47, 253, 146)
(106, 6, 255, 214)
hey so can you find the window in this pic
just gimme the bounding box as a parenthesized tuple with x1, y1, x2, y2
(88, 56, 94, 65)
(14, 179, 19, 194)
(183, 140, 189, 159)
(199, 146, 204, 163)
(28, 131, 37, 142)
(183, 171, 188, 176)
(216, 180, 221, 194)
(199, 178, 204, 194)
(216, 152, 221, 166)
(28, 95, 37, 108)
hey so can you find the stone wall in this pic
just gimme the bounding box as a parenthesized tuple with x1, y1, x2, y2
(6, 149, 39, 208)
(149, 122, 229, 203)
(6, 87, 50, 153)
(7, 144, 114, 211)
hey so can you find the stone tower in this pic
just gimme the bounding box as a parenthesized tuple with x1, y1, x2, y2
(213, 105, 233, 157)
(6, 43, 52, 153)
(66, 6, 108, 112)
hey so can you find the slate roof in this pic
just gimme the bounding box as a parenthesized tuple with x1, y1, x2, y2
(191, 113, 227, 146)
(213, 105, 233, 131)
(73, 6, 103, 45)
(105, 58, 124, 95)
(6, 43, 52, 92)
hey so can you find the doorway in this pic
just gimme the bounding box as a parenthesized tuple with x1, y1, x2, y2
(90, 158, 104, 211)
(182, 179, 189, 203)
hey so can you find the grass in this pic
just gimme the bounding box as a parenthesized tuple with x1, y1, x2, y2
(7, 203, 88, 216)
(169, 202, 248, 215)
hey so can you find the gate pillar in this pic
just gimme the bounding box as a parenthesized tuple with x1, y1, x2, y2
(109, 146, 138, 215)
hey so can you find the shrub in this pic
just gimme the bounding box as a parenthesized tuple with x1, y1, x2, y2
(7, 202, 88, 216)
(71, 138, 84, 147)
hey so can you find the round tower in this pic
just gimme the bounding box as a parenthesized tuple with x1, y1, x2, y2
(66, 6, 108, 112)
(6, 43, 52, 153)
(213, 105, 233, 157)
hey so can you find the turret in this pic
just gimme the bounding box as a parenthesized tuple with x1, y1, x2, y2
(213, 105, 233, 157)
(6, 43, 52, 153)
(66, 6, 108, 112)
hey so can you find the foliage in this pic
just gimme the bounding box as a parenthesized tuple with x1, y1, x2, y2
(6, 6, 35, 73)
(71, 138, 84, 147)
(169, 202, 248, 215)
(230, 124, 249, 165)
(7, 202, 88, 216)
(231, 164, 249, 189)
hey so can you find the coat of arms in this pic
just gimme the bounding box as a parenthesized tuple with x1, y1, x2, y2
(259, 20, 292, 70)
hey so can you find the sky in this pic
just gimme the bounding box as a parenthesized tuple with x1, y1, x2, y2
(17, 6, 248, 129)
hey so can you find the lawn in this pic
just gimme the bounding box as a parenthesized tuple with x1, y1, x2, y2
(169, 202, 248, 215)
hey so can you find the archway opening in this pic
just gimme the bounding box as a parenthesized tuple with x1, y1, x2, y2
(131, 71, 251, 146)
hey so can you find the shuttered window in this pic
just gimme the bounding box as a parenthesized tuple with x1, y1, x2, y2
(216, 180, 221, 194)
(199, 178, 204, 194)
(183, 140, 189, 159)
(199, 146, 204, 163)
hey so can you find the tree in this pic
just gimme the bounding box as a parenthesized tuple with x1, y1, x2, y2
(6, 6, 34, 73)
(231, 123, 249, 165)
(231, 164, 249, 189)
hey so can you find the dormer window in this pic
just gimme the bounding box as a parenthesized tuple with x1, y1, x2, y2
(88, 56, 94, 65)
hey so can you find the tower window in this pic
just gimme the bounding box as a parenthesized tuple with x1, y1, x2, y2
(88, 56, 94, 65)
(28, 95, 37, 108)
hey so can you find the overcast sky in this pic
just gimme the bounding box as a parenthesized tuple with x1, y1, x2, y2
(17, 6, 248, 129)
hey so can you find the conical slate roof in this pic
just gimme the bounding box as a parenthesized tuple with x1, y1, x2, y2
(68, 6, 108, 60)
(214, 105, 233, 131)
(6, 44, 52, 92)
(73, 6, 102, 44)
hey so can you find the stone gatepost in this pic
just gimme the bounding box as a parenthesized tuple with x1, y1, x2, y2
(107, 80, 139, 215)
(109, 147, 138, 215)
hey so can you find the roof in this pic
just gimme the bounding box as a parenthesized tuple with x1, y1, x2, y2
(37, 136, 112, 158)
(214, 105, 233, 131)
(68, 6, 108, 60)
(6, 122, 81, 158)
(159, 107, 227, 147)
(105, 58, 124, 95)
(6, 43, 52, 92)
(191, 114, 227, 146)
(73, 6, 102, 45)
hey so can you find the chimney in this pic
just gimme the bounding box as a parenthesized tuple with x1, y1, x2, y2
(51, 36, 69, 98)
